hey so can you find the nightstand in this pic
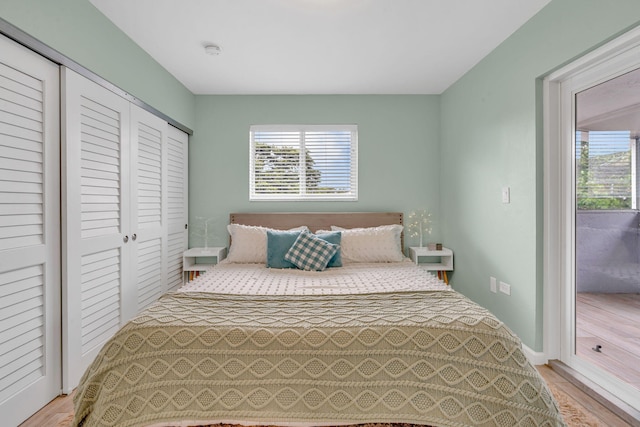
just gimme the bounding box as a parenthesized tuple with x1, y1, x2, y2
(409, 246, 453, 284)
(183, 247, 226, 283)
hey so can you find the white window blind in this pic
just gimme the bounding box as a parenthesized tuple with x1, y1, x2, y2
(250, 124, 358, 201)
(575, 130, 635, 209)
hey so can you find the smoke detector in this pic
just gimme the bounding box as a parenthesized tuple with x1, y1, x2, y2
(204, 44, 222, 56)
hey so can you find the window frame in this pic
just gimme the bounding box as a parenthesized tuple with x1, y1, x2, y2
(249, 124, 358, 201)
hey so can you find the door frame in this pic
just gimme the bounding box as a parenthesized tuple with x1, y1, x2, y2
(544, 24, 640, 410)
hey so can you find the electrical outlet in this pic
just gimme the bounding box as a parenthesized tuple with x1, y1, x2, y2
(499, 281, 511, 295)
(490, 276, 497, 293)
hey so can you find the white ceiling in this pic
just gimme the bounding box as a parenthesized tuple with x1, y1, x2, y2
(577, 67, 640, 137)
(90, 0, 551, 95)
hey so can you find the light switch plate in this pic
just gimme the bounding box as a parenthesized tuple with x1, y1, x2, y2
(502, 187, 510, 204)
(490, 276, 497, 293)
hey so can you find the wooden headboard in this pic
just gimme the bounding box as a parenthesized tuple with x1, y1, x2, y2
(230, 212, 404, 246)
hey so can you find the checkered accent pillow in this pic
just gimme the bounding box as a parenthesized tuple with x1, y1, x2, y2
(284, 231, 339, 271)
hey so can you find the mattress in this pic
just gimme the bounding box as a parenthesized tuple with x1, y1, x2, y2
(180, 259, 450, 295)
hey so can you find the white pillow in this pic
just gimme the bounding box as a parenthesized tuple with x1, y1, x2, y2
(227, 223, 308, 263)
(330, 224, 404, 262)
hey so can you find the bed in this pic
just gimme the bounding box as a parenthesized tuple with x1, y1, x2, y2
(72, 212, 565, 427)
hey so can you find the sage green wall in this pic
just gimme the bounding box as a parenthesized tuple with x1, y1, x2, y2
(440, 0, 640, 350)
(190, 95, 441, 248)
(0, 0, 195, 129)
(7, 0, 637, 353)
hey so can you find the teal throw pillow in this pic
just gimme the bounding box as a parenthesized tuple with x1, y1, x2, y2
(314, 231, 342, 267)
(266, 229, 303, 268)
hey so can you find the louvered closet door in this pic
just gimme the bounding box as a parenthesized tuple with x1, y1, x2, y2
(0, 35, 60, 426)
(130, 106, 167, 310)
(62, 68, 131, 390)
(166, 125, 188, 291)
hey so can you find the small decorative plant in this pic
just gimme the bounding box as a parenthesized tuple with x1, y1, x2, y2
(190, 216, 216, 249)
(407, 209, 432, 247)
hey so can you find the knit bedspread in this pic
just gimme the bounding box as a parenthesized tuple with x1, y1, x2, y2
(72, 291, 565, 427)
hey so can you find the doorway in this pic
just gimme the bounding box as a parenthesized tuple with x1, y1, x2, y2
(544, 25, 640, 411)
(575, 69, 640, 389)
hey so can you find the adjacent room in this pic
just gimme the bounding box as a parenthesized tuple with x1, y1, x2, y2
(574, 67, 640, 390)
(2, 1, 640, 426)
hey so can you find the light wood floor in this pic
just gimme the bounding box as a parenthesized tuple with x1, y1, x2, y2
(538, 365, 632, 426)
(577, 292, 640, 390)
(18, 366, 632, 427)
(19, 390, 75, 427)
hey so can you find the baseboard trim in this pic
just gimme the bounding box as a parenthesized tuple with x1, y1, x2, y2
(522, 344, 547, 366)
(548, 360, 640, 427)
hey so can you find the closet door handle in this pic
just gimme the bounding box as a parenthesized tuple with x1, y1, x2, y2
(123, 235, 129, 243)
(132, 233, 137, 241)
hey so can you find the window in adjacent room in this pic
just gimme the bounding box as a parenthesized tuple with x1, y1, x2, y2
(250, 124, 358, 201)
(575, 131, 637, 210)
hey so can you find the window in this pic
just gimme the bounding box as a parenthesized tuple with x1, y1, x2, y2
(575, 131, 636, 210)
(250, 124, 358, 201)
